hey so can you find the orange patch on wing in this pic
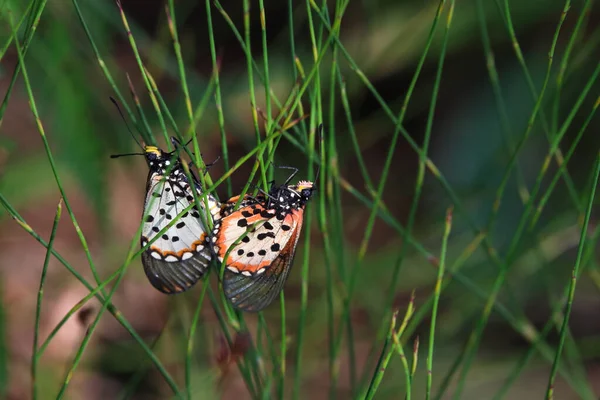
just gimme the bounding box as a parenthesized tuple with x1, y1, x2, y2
(222, 195, 242, 205)
(169, 284, 185, 293)
(219, 194, 256, 216)
(286, 209, 304, 224)
(281, 217, 303, 254)
(218, 210, 304, 274)
(262, 219, 303, 275)
(228, 259, 273, 273)
(150, 233, 206, 258)
(214, 206, 271, 252)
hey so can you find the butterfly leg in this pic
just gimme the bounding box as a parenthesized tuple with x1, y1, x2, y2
(170, 136, 195, 148)
(270, 164, 299, 185)
(189, 157, 221, 175)
(247, 182, 281, 204)
(172, 137, 220, 171)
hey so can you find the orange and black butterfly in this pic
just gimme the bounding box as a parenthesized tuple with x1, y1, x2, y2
(212, 128, 321, 312)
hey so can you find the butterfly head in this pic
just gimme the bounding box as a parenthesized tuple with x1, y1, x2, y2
(144, 145, 177, 174)
(293, 180, 316, 202)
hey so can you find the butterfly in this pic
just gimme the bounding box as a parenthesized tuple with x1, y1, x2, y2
(113, 137, 220, 294)
(212, 168, 316, 312)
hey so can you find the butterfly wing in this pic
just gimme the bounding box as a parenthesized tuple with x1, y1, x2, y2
(214, 201, 304, 312)
(217, 194, 262, 218)
(141, 171, 219, 294)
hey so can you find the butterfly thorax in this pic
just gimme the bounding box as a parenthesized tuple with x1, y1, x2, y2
(266, 180, 315, 215)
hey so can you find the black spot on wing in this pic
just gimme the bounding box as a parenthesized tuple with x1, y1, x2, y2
(256, 232, 276, 241)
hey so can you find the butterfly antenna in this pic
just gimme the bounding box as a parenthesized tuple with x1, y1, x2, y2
(110, 97, 143, 150)
(110, 153, 145, 158)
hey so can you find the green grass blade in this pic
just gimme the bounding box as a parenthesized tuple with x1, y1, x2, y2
(5, 11, 190, 390)
(491, 0, 581, 213)
(364, 311, 400, 400)
(426, 208, 453, 399)
(293, 126, 320, 399)
(204, 0, 231, 196)
(0, 0, 32, 63)
(0, 193, 181, 392)
(531, 94, 600, 227)
(450, 2, 574, 396)
(115, 0, 170, 146)
(186, 283, 209, 399)
(31, 198, 62, 400)
(545, 152, 600, 399)
(70, 0, 146, 139)
(494, 225, 600, 400)
(5, 1, 106, 297)
(476, 0, 529, 206)
(0, 0, 47, 127)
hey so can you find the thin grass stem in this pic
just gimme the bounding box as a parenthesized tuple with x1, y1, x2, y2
(185, 283, 209, 399)
(426, 208, 453, 399)
(31, 199, 62, 400)
(545, 153, 600, 399)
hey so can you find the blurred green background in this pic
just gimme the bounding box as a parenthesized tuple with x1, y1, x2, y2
(1, 0, 599, 399)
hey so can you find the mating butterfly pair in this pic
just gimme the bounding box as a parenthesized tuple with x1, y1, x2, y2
(122, 137, 316, 312)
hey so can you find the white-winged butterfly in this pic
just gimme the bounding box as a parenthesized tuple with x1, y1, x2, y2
(139, 140, 220, 293)
(113, 138, 220, 293)
(110, 100, 219, 293)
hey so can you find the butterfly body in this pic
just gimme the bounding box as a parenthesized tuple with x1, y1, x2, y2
(139, 144, 219, 294)
(213, 180, 315, 312)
